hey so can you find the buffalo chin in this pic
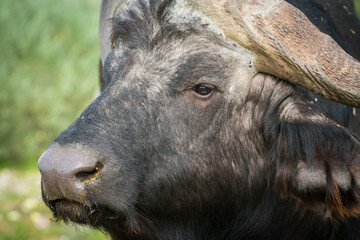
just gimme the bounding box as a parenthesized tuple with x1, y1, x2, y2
(47, 199, 126, 229)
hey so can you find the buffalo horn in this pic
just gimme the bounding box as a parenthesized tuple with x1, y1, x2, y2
(100, 0, 360, 107)
(192, 0, 360, 107)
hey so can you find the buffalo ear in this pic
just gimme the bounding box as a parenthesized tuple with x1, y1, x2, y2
(99, 0, 119, 63)
(264, 99, 360, 218)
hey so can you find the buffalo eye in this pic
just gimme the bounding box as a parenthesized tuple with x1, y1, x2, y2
(194, 84, 214, 97)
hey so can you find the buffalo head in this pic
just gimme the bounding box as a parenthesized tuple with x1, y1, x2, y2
(39, 0, 360, 239)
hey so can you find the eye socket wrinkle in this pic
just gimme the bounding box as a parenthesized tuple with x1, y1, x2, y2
(171, 52, 228, 91)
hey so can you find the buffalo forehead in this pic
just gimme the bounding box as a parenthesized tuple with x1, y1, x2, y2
(111, 0, 256, 69)
(109, 37, 254, 103)
(108, 19, 256, 104)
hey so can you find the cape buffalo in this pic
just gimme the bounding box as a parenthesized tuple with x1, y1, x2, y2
(38, 0, 360, 239)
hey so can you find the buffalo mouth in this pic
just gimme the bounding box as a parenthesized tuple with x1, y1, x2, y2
(45, 198, 126, 229)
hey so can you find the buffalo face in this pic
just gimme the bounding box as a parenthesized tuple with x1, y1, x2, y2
(39, 0, 360, 239)
(39, 3, 270, 235)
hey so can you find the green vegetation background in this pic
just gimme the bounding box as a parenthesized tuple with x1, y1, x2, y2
(0, 0, 100, 167)
(0, 0, 359, 239)
(0, 0, 108, 239)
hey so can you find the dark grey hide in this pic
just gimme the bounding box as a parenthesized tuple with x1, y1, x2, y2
(39, 0, 360, 239)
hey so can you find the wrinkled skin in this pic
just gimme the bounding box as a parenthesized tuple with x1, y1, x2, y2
(40, 0, 360, 239)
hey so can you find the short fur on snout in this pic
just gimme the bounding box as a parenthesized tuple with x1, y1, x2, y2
(39, 0, 360, 239)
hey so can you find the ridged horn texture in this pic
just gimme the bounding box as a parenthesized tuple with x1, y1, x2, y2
(190, 0, 360, 107)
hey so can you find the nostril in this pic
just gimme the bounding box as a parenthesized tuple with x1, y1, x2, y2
(75, 164, 103, 183)
(38, 145, 105, 202)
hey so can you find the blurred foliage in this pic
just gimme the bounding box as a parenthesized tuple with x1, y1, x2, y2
(356, 0, 360, 18)
(0, 0, 100, 167)
(0, 0, 107, 238)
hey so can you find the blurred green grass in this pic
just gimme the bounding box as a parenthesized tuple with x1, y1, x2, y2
(0, 0, 108, 238)
(356, 0, 360, 17)
(0, 0, 100, 167)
